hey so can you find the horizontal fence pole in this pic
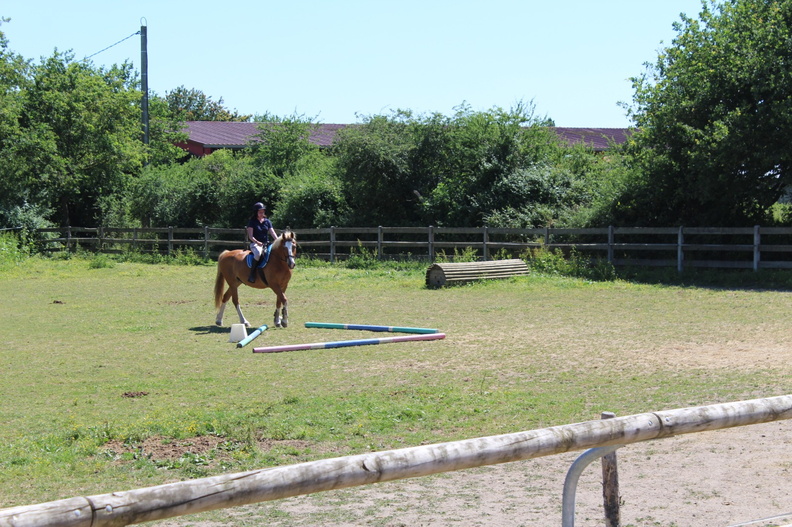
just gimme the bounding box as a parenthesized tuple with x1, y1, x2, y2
(28, 226, 792, 271)
(1, 395, 790, 527)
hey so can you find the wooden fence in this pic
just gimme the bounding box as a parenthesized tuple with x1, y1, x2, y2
(32, 225, 792, 270)
(0, 394, 790, 526)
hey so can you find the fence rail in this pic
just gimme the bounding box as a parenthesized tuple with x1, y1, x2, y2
(31, 225, 792, 270)
(1, 394, 790, 527)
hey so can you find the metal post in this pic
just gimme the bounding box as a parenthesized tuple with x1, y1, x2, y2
(562, 445, 623, 527)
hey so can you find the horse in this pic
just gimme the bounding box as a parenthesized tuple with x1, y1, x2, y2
(214, 230, 297, 328)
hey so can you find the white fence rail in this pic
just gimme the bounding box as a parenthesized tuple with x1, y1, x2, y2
(1, 395, 790, 527)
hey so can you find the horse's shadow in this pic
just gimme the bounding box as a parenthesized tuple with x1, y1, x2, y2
(189, 325, 228, 335)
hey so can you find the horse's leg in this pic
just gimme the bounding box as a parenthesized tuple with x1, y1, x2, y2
(229, 285, 250, 327)
(215, 302, 226, 326)
(216, 287, 233, 326)
(281, 300, 288, 328)
(270, 285, 288, 328)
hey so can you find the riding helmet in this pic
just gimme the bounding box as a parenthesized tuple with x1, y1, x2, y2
(252, 202, 266, 212)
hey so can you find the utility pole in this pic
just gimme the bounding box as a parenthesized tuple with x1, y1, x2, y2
(140, 19, 149, 145)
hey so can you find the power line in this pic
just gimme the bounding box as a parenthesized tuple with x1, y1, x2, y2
(83, 30, 141, 61)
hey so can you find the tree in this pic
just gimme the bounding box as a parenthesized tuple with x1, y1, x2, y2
(165, 86, 250, 122)
(621, 0, 792, 226)
(15, 52, 145, 226)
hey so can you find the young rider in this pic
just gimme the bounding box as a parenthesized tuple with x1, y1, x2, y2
(246, 202, 278, 283)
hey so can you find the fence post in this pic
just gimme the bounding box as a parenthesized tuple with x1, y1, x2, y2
(428, 226, 434, 262)
(204, 226, 210, 259)
(544, 227, 550, 247)
(483, 227, 489, 261)
(753, 225, 760, 272)
(168, 226, 173, 256)
(330, 226, 336, 263)
(98, 226, 104, 252)
(677, 226, 684, 273)
(378, 226, 383, 260)
(66, 226, 72, 253)
(133, 227, 138, 252)
(601, 411, 620, 527)
(607, 226, 614, 264)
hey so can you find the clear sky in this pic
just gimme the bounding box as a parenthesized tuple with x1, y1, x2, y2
(3, 1, 709, 128)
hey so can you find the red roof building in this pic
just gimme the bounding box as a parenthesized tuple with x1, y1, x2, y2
(179, 121, 630, 157)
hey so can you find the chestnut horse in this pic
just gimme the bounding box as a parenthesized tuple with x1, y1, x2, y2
(214, 230, 297, 328)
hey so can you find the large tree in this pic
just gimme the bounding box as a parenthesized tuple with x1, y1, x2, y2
(620, 0, 792, 226)
(14, 52, 145, 227)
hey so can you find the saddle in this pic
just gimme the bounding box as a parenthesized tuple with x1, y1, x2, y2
(245, 244, 271, 269)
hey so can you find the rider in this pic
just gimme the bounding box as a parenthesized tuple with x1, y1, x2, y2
(246, 202, 278, 283)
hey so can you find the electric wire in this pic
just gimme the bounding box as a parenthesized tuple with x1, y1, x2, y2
(83, 30, 140, 61)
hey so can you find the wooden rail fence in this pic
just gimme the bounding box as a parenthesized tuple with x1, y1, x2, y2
(31, 225, 792, 270)
(0, 395, 790, 526)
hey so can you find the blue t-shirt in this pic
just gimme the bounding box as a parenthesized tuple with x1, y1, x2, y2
(247, 218, 274, 245)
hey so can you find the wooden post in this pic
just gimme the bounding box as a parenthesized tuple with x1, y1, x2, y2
(483, 226, 489, 261)
(607, 225, 614, 264)
(330, 226, 336, 263)
(601, 411, 620, 527)
(677, 226, 684, 273)
(66, 226, 72, 253)
(98, 226, 104, 252)
(428, 226, 434, 262)
(377, 226, 383, 260)
(167, 226, 173, 256)
(753, 225, 760, 272)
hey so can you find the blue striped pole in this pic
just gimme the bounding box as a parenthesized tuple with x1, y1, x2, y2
(304, 322, 439, 334)
(236, 324, 268, 348)
(253, 333, 445, 354)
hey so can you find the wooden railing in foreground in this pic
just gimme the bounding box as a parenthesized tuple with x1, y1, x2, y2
(34, 225, 792, 270)
(1, 395, 790, 527)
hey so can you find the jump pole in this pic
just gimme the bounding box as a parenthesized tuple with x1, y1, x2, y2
(305, 322, 439, 334)
(236, 324, 268, 348)
(253, 333, 445, 354)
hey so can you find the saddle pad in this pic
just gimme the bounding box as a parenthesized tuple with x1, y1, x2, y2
(245, 245, 271, 269)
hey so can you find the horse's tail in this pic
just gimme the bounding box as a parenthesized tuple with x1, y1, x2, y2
(214, 251, 229, 309)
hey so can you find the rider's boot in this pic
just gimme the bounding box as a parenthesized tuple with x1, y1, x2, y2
(247, 259, 259, 283)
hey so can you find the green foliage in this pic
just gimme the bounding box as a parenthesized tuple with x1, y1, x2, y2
(526, 246, 616, 281)
(165, 85, 251, 122)
(87, 253, 115, 269)
(0, 232, 30, 267)
(127, 150, 271, 228)
(621, 0, 792, 226)
(434, 246, 478, 263)
(276, 166, 349, 228)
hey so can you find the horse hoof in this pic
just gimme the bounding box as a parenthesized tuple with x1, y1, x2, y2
(281, 321, 288, 328)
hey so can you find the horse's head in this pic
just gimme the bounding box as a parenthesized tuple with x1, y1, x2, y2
(279, 230, 297, 270)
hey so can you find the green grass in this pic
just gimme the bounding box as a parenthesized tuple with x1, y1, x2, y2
(1, 254, 791, 519)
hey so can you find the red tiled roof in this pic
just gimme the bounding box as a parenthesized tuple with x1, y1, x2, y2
(554, 128, 631, 151)
(182, 122, 630, 153)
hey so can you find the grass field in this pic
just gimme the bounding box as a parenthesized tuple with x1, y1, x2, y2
(1, 253, 791, 523)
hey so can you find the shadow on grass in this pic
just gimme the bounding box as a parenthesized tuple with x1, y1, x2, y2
(189, 325, 229, 335)
(616, 267, 792, 291)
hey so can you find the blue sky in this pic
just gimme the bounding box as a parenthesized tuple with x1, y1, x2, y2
(3, 1, 709, 127)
